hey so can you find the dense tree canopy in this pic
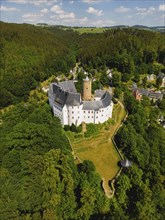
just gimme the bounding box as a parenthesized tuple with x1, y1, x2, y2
(1, 23, 165, 108)
(0, 103, 107, 219)
(0, 22, 78, 108)
(0, 22, 165, 219)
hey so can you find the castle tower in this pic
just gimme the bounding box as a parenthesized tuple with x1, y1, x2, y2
(83, 76, 92, 100)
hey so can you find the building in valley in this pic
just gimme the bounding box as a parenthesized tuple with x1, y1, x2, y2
(49, 77, 113, 126)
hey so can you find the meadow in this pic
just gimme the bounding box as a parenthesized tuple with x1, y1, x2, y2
(67, 101, 126, 192)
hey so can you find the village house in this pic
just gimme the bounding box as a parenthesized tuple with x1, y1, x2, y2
(132, 83, 163, 102)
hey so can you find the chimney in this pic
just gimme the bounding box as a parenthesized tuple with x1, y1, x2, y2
(83, 76, 92, 101)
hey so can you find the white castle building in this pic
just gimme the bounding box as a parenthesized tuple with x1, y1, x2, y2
(49, 78, 113, 126)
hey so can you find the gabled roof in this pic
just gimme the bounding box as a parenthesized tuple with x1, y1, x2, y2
(132, 83, 138, 92)
(83, 91, 112, 110)
(52, 83, 81, 107)
(132, 83, 163, 100)
(51, 81, 112, 109)
(95, 89, 105, 98)
(65, 93, 81, 106)
(148, 91, 163, 99)
(138, 88, 149, 96)
(58, 80, 77, 93)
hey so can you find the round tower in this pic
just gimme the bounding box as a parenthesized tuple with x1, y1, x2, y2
(83, 76, 92, 101)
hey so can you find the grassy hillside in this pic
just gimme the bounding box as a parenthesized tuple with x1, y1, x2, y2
(67, 101, 126, 187)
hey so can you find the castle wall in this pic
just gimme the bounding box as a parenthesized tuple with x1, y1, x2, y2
(49, 83, 113, 127)
(53, 104, 63, 123)
(83, 110, 95, 124)
(62, 105, 68, 125)
(52, 102, 114, 126)
(67, 105, 83, 126)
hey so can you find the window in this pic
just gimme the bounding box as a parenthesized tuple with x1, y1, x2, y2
(72, 117, 74, 119)
(84, 111, 85, 113)
(88, 111, 90, 113)
(78, 116, 79, 119)
(88, 116, 90, 118)
(72, 111, 74, 114)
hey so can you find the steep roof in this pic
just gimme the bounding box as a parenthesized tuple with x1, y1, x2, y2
(51, 81, 112, 109)
(52, 83, 81, 107)
(83, 91, 112, 110)
(138, 88, 149, 96)
(58, 80, 77, 93)
(95, 89, 105, 98)
(132, 83, 163, 100)
(148, 91, 163, 99)
(132, 83, 138, 92)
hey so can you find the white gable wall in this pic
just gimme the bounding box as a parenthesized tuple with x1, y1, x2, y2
(53, 104, 63, 123)
(67, 105, 83, 126)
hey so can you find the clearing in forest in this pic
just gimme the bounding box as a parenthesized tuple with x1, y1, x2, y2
(67, 101, 126, 186)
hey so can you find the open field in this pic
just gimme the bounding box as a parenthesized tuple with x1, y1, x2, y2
(67, 101, 126, 187)
(65, 27, 107, 34)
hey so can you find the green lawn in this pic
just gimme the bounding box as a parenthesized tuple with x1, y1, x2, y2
(67, 102, 126, 186)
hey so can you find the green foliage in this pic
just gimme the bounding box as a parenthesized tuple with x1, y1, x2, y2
(64, 125, 70, 131)
(1, 24, 165, 109)
(114, 90, 165, 219)
(156, 77, 163, 88)
(114, 87, 122, 99)
(78, 28, 164, 78)
(84, 123, 100, 137)
(92, 80, 102, 93)
(0, 22, 78, 108)
(1, 23, 165, 220)
(75, 71, 86, 93)
(158, 97, 165, 111)
(112, 70, 122, 87)
(0, 102, 106, 219)
(70, 123, 77, 132)
(133, 73, 140, 83)
(141, 96, 151, 107)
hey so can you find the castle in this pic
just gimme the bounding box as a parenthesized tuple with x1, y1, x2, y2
(49, 77, 113, 126)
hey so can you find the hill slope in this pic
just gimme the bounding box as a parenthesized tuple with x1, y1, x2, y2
(0, 22, 78, 108)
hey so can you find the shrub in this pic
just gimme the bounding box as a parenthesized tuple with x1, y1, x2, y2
(70, 123, 77, 132)
(84, 123, 99, 137)
(64, 125, 70, 131)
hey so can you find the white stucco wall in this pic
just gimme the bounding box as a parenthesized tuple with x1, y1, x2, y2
(52, 101, 113, 126)
(67, 105, 83, 126)
(49, 81, 114, 126)
(53, 104, 63, 124)
(62, 105, 68, 126)
(83, 110, 95, 124)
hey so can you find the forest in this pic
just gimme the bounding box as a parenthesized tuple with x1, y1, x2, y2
(1, 22, 165, 108)
(0, 22, 165, 219)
